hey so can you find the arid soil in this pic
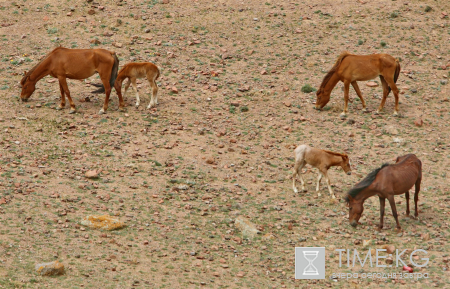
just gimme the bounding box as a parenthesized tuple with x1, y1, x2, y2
(0, 0, 450, 288)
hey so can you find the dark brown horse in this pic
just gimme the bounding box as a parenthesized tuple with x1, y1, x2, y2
(20, 47, 121, 114)
(315, 51, 401, 118)
(345, 154, 422, 231)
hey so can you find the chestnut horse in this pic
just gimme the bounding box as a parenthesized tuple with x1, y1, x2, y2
(113, 62, 160, 109)
(20, 47, 121, 114)
(292, 145, 352, 199)
(345, 154, 422, 231)
(315, 51, 401, 118)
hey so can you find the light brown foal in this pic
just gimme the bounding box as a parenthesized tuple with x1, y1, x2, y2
(292, 145, 351, 199)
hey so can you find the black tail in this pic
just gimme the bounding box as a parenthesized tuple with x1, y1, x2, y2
(387, 60, 401, 95)
(91, 53, 120, 94)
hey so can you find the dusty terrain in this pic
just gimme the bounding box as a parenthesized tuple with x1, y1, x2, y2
(0, 0, 450, 288)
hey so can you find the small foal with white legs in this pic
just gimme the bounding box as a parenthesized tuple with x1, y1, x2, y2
(114, 62, 160, 109)
(292, 145, 352, 198)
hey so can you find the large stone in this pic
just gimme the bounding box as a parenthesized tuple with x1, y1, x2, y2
(35, 261, 65, 276)
(81, 215, 125, 231)
(235, 216, 260, 239)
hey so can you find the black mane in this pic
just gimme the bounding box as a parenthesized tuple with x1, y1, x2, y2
(345, 163, 390, 202)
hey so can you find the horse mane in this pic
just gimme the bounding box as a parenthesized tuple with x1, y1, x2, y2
(323, 150, 348, 158)
(317, 51, 351, 93)
(345, 163, 390, 202)
(20, 46, 63, 85)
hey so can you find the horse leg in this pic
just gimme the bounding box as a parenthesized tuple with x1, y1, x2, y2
(351, 81, 367, 112)
(58, 77, 76, 113)
(56, 82, 66, 110)
(99, 76, 112, 115)
(315, 172, 322, 195)
(376, 76, 389, 115)
(292, 161, 300, 193)
(378, 197, 385, 231)
(414, 177, 421, 219)
(114, 79, 126, 112)
(387, 195, 401, 231)
(147, 73, 159, 109)
(384, 77, 400, 116)
(322, 170, 335, 199)
(123, 79, 131, 99)
(341, 80, 351, 119)
(130, 78, 140, 107)
(405, 191, 410, 217)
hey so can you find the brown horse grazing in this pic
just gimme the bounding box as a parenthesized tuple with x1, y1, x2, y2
(315, 51, 401, 118)
(20, 47, 120, 114)
(113, 62, 160, 109)
(345, 154, 422, 231)
(292, 145, 352, 199)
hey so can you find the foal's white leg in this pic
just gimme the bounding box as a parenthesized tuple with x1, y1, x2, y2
(147, 77, 159, 109)
(316, 172, 323, 197)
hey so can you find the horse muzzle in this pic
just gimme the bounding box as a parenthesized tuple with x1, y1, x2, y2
(350, 221, 358, 228)
(347, 172, 352, 175)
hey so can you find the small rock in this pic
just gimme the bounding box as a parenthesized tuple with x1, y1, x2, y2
(383, 245, 396, 254)
(88, 9, 95, 15)
(384, 125, 399, 135)
(366, 81, 379, 87)
(35, 261, 65, 276)
(85, 170, 99, 179)
(260, 70, 267, 75)
(113, 42, 123, 48)
(235, 216, 260, 239)
(144, 28, 151, 33)
(386, 256, 393, 264)
(171, 87, 178, 94)
(80, 215, 125, 231)
(230, 101, 240, 107)
(66, 12, 72, 16)
(98, 6, 105, 10)
(363, 240, 371, 247)
(414, 118, 423, 127)
(206, 158, 215, 165)
(262, 233, 275, 241)
(283, 101, 291, 107)
(440, 80, 448, 85)
(422, 233, 430, 241)
(410, 88, 418, 93)
(162, 0, 169, 3)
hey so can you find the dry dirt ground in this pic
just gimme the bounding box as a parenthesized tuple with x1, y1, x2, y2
(0, 0, 450, 288)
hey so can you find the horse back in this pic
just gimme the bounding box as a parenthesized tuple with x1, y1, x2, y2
(374, 155, 421, 194)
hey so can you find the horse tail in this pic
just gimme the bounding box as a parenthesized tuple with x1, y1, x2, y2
(91, 53, 120, 94)
(386, 59, 401, 95)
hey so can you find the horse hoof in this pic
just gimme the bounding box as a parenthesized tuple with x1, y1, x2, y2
(293, 188, 299, 193)
(69, 109, 76, 114)
(302, 189, 308, 193)
(98, 110, 105, 115)
(362, 108, 368, 113)
(339, 113, 346, 120)
(332, 195, 336, 199)
(118, 107, 126, 112)
(393, 112, 399, 117)
(317, 193, 321, 197)
(375, 110, 380, 115)
(56, 106, 63, 111)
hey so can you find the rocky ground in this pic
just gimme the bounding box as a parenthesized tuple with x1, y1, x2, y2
(0, 0, 449, 288)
